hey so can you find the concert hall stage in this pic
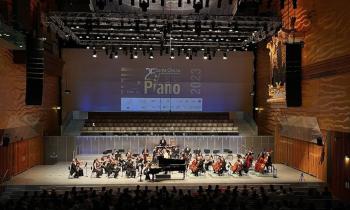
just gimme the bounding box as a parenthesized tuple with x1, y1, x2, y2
(5, 163, 322, 190)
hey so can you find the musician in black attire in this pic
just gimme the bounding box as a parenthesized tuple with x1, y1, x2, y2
(159, 137, 167, 146)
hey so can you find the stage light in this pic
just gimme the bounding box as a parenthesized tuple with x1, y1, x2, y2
(217, 0, 222, 8)
(133, 51, 138, 59)
(86, 46, 90, 49)
(92, 50, 97, 58)
(149, 51, 154, 59)
(170, 51, 175, 59)
(345, 155, 350, 162)
(114, 51, 118, 59)
(223, 52, 227, 60)
(185, 53, 190, 60)
(203, 52, 208, 60)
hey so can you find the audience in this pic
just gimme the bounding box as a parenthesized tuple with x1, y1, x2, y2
(0, 184, 347, 210)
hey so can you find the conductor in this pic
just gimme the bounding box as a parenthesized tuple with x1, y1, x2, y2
(159, 137, 167, 146)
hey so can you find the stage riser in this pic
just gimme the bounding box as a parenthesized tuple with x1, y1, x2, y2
(44, 136, 273, 162)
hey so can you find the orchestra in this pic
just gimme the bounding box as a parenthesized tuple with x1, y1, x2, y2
(69, 137, 274, 180)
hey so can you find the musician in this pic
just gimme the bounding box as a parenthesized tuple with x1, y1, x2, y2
(125, 158, 136, 178)
(143, 161, 152, 180)
(69, 159, 78, 178)
(142, 147, 149, 163)
(204, 155, 214, 171)
(92, 158, 103, 178)
(159, 137, 167, 146)
(74, 158, 84, 177)
(163, 149, 170, 159)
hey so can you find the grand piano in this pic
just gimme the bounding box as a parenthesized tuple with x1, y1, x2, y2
(148, 156, 186, 181)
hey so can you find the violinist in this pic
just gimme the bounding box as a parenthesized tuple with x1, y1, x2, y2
(74, 158, 84, 177)
(142, 147, 149, 163)
(92, 158, 103, 178)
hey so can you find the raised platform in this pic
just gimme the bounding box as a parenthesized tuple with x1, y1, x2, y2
(4, 163, 322, 189)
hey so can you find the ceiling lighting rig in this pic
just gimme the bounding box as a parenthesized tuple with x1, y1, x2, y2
(47, 0, 280, 59)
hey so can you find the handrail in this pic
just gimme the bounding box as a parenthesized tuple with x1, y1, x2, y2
(0, 169, 9, 184)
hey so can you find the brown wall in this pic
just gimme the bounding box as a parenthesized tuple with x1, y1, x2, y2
(0, 41, 61, 136)
(0, 136, 43, 180)
(274, 126, 327, 181)
(329, 132, 350, 201)
(255, 0, 350, 200)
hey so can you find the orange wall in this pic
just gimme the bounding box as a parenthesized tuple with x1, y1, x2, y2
(0, 41, 61, 136)
(0, 136, 43, 179)
(255, 0, 350, 200)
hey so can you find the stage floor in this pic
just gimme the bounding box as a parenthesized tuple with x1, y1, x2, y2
(5, 162, 322, 188)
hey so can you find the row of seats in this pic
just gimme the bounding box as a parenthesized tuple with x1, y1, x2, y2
(84, 122, 235, 127)
(81, 126, 239, 132)
(85, 119, 232, 123)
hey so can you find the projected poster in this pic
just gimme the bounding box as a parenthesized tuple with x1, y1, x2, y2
(120, 67, 203, 112)
(62, 49, 254, 113)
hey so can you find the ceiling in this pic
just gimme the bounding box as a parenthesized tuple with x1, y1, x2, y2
(48, 0, 281, 56)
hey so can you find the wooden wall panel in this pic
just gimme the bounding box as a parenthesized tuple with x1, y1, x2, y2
(274, 129, 327, 181)
(329, 132, 350, 200)
(0, 42, 61, 135)
(0, 136, 43, 180)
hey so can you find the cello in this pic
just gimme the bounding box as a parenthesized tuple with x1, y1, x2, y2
(212, 157, 223, 173)
(189, 158, 199, 173)
(254, 151, 272, 173)
(230, 159, 242, 174)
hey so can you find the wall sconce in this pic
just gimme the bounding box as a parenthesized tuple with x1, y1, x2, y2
(254, 107, 264, 112)
(345, 155, 350, 163)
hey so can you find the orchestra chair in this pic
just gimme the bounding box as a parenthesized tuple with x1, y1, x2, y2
(193, 149, 201, 155)
(224, 149, 233, 160)
(204, 149, 211, 157)
(213, 150, 220, 159)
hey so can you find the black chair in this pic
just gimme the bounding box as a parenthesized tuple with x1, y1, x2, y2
(193, 149, 201, 155)
(213, 149, 220, 159)
(225, 149, 233, 159)
(204, 149, 211, 156)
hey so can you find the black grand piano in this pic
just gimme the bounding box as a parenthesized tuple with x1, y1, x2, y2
(148, 156, 186, 181)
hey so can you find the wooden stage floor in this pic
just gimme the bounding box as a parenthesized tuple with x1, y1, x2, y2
(5, 162, 322, 189)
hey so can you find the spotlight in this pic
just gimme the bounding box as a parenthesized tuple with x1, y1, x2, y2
(92, 50, 97, 58)
(203, 52, 208, 60)
(86, 46, 90, 49)
(170, 51, 175, 59)
(185, 53, 190, 60)
(223, 52, 228, 60)
(149, 51, 154, 59)
(114, 51, 119, 59)
(133, 51, 138, 59)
